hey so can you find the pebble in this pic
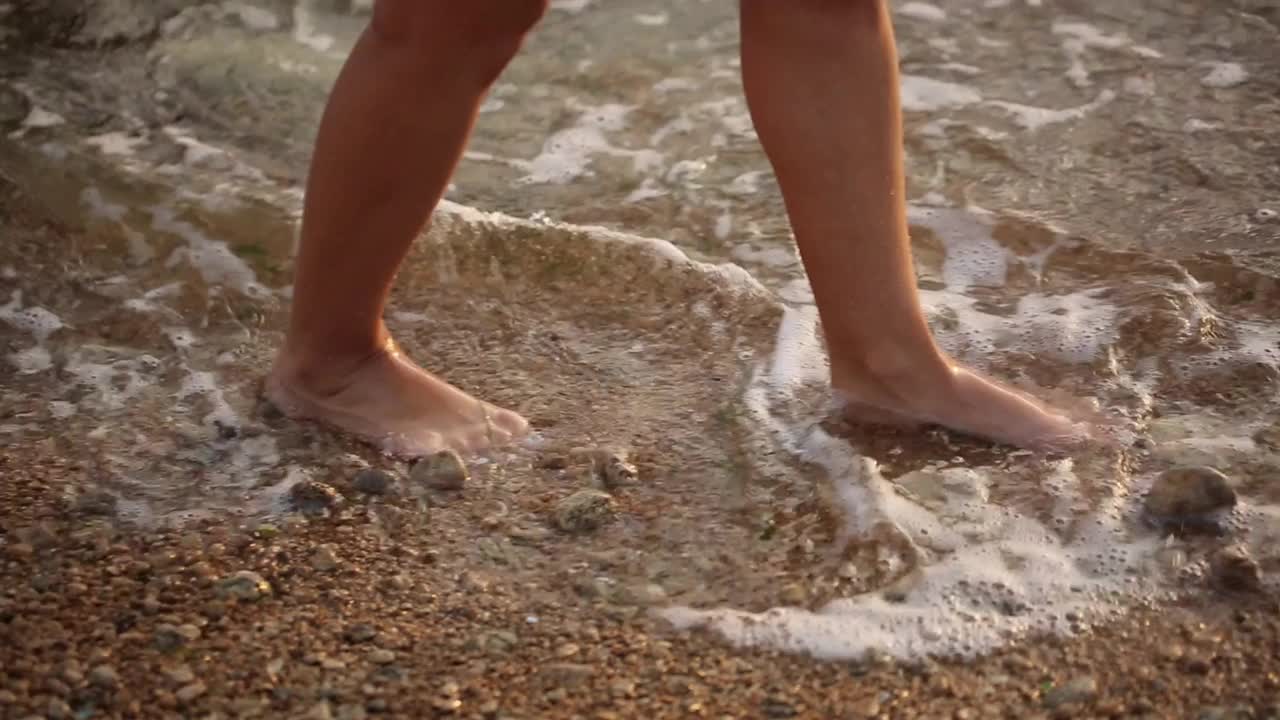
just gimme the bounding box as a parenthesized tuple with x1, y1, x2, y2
(542, 663, 595, 686)
(4, 542, 34, 561)
(175, 681, 207, 704)
(410, 450, 469, 490)
(1043, 675, 1098, 707)
(153, 623, 201, 651)
(311, 544, 341, 572)
(306, 701, 334, 720)
(851, 696, 880, 718)
(470, 629, 519, 654)
(352, 468, 397, 496)
(72, 489, 118, 516)
(1211, 545, 1262, 593)
(46, 699, 71, 720)
(216, 570, 272, 601)
(367, 649, 396, 665)
(343, 623, 377, 644)
(1255, 424, 1280, 449)
(613, 582, 667, 607)
(594, 451, 638, 490)
(88, 664, 119, 689)
(553, 489, 618, 533)
(289, 479, 345, 514)
(1144, 466, 1236, 527)
(336, 704, 367, 720)
(163, 665, 196, 684)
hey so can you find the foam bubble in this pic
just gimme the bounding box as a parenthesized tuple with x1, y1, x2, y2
(661, 310, 1170, 662)
(1201, 62, 1248, 89)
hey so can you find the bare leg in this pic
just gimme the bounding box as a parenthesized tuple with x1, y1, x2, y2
(739, 0, 1088, 448)
(266, 1, 547, 456)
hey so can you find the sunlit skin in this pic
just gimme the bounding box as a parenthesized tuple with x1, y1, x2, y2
(265, 0, 1092, 457)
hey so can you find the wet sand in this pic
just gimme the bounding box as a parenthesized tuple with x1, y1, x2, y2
(3, 0, 1280, 718)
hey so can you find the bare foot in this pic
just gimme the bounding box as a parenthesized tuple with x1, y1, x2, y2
(264, 340, 529, 457)
(833, 357, 1095, 450)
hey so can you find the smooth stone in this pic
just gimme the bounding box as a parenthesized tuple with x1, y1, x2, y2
(553, 490, 617, 533)
(410, 450, 469, 490)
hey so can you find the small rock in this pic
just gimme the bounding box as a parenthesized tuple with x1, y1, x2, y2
(851, 697, 880, 718)
(153, 623, 201, 651)
(780, 583, 808, 606)
(613, 582, 667, 607)
(541, 663, 595, 686)
(608, 678, 636, 698)
(553, 489, 617, 533)
(554, 642, 580, 658)
(367, 649, 396, 665)
(410, 450, 469, 490)
(306, 701, 334, 720)
(175, 681, 207, 704)
(1043, 675, 1098, 707)
(763, 699, 797, 718)
(4, 542, 34, 561)
(289, 479, 345, 515)
(470, 630, 519, 655)
(1144, 466, 1236, 527)
(508, 525, 553, 545)
(46, 698, 72, 720)
(163, 665, 196, 685)
(352, 468, 397, 496)
(1211, 545, 1262, 593)
(89, 664, 119, 689)
(343, 623, 377, 644)
(594, 451, 638, 490)
(1254, 424, 1280, 449)
(216, 570, 272, 601)
(538, 454, 570, 470)
(72, 489, 118, 516)
(336, 704, 367, 720)
(311, 544, 341, 572)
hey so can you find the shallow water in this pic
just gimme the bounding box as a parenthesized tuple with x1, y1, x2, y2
(1, 0, 1278, 663)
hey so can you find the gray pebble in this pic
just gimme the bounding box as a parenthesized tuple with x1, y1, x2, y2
(88, 664, 119, 689)
(343, 623, 377, 644)
(410, 450, 469, 490)
(554, 489, 617, 533)
(367, 648, 396, 665)
(72, 489, 118, 517)
(175, 681, 207, 704)
(1043, 675, 1098, 707)
(352, 468, 397, 496)
(1144, 466, 1236, 529)
(216, 570, 272, 601)
(1211, 545, 1262, 593)
(311, 544, 341, 572)
(289, 479, 345, 515)
(46, 699, 71, 720)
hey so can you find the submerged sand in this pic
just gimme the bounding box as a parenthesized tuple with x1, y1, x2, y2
(3, 0, 1280, 718)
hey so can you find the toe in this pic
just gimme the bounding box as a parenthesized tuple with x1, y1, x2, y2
(491, 407, 530, 438)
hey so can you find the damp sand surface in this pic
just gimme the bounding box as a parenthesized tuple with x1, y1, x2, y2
(3, 0, 1280, 718)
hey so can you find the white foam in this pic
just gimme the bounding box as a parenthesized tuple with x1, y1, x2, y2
(660, 308, 1170, 662)
(1, 291, 63, 374)
(898, 2, 946, 22)
(22, 106, 65, 129)
(900, 76, 983, 112)
(1201, 62, 1248, 89)
(550, 0, 593, 13)
(987, 89, 1115, 131)
(517, 103, 663, 185)
(633, 12, 668, 26)
(150, 206, 269, 299)
(292, 1, 335, 53)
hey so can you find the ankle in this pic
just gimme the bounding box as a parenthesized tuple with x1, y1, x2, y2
(273, 338, 390, 395)
(830, 339, 954, 391)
